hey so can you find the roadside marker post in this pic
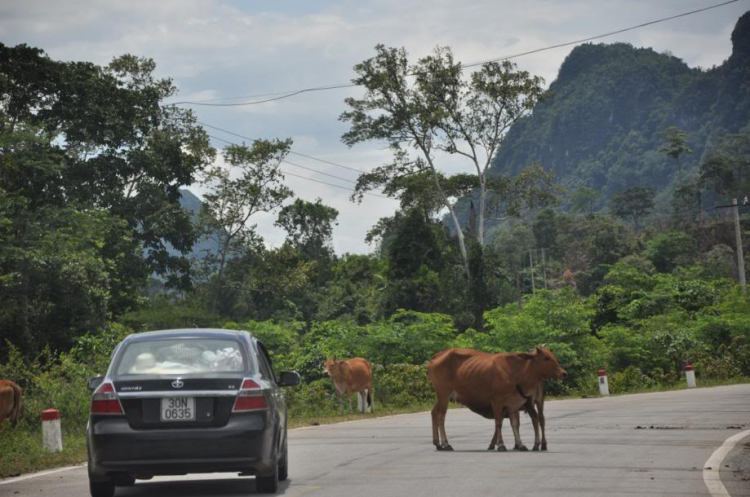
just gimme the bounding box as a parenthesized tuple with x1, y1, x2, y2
(41, 409, 62, 453)
(685, 365, 697, 388)
(597, 369, 609, 396)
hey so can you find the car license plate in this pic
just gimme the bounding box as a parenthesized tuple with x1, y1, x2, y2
(160, 397, 195, 422)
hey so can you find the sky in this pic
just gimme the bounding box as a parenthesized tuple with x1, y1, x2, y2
(1, 0, 748, 254)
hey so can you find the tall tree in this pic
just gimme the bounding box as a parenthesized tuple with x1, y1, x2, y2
(700, 133, 750, 201)
(275, 198, 339, 262)
(341, 45, 546, 276)
(658, 126, 693, 184)
(0, 44, 214, 352)
(200, 140, 293, 312)
(611, 186, 655, 231)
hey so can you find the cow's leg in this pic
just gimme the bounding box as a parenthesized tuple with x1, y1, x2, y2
(487, 430, 498, 450)
(348, 392, 353, 414)
(337, 391, 345, 415)
(356, 391, 364, 413)
(431, 403, 440, 448)
(509, 411, 528, 451)
(492, 402, 507, 452)
(433, 393, 452, 451)
(538, 398, 547, 451)
(527, 402, 541, 451)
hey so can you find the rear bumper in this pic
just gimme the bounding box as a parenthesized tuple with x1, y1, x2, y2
(87, 412, 276, 479)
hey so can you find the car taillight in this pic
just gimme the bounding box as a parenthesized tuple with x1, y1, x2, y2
(233, 378, 268, 412)
(91, 382, 124, 415)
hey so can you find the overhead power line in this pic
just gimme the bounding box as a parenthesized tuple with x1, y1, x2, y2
(199, 121, 368, 174)
(206, 134, 393, 200)
(170, 0, 738, 107)
(462, 0, 739, 68)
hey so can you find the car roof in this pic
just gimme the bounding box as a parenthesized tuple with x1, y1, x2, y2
(123, 328, 254, 343)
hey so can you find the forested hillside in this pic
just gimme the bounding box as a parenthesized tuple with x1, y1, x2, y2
(487, 11, 750, 211)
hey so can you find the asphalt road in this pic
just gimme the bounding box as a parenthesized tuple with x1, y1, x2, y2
(2, 384, 749, 497)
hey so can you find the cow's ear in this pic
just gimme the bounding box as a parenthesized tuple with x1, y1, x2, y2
(518, 353, 534, 360)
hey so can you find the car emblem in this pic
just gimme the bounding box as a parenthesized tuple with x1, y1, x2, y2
(171, 379, 184, 389)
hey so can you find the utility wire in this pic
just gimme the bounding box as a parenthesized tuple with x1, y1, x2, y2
(462, 0, 739, 68)
(209, 133, 359, 184)
(200, 121, 368, 173)
(206, 134, 393, 200)
(171, 0, 738, 107)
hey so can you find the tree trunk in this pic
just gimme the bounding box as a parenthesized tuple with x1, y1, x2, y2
(18, 216, 34, 350)
(429, 167, 470, 277)
(211, 238, 231, 313)
(478, 176, 486, 246)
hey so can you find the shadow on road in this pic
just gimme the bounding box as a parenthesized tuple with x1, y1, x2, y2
(117, 478, 292, 496)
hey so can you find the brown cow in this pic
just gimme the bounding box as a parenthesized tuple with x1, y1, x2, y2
(487, 383, 548, 451)
(324, 357, 374, 414)
(428, 346, 565, 451)
(0, 380, 23, 428)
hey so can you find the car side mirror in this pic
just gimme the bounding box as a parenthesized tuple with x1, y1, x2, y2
(278, 371, 301, 387)
(88, 376, 105, 392)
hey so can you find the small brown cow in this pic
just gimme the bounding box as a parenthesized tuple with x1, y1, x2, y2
(428, 346, 565, 451)
(0, 380, 23, 428)
(324, 357, 374, 414)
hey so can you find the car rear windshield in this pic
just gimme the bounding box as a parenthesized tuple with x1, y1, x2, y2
(115, 338, 249, 376)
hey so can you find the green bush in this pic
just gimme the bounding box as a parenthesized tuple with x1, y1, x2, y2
(608, 366, 656, 393)
(372, 363, 433, 407)
(285, 379, 339, 417)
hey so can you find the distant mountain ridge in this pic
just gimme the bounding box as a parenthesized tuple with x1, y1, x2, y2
(483, 10, 750, 211)
(178, 188, 221, 260)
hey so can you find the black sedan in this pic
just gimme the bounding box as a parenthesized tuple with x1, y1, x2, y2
(86, 328, 300, 497)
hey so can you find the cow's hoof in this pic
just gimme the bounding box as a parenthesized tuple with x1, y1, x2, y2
(443, 444, 454, 451)
(514, 445, 529, 452)
(487, 445, 495, 451)
(541, 443, 548, 451)
(496, 445, 507, 452)
(532, 444, 540, 451)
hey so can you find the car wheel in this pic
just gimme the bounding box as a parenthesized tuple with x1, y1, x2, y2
(255, 463, 279, 494)
(278, 441, 288, 482)
(89, 478, 115, 497)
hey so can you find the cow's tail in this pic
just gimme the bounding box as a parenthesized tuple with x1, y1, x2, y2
(10, 383, 22, 427)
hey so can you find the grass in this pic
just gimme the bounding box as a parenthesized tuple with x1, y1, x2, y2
(0, 427, 87, 479)
(2, 377, 749, 480)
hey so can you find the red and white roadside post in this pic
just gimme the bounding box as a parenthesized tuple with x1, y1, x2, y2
(597, 369, 610, 396)
(684, 365, 697, 388)
(41, 409, 62, 453)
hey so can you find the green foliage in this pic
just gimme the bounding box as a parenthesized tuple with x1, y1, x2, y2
(275, 198, 338, 262)
(371, 364, 433, 407)
(608, 366, 656, 393)
(611, 186, 655, 230)
(644, 231, 696, 273)
(473, 289, 605, 391)
(0, 43, 214, 354)
(118, 299, 223, 332)
(224, 319, 303, 372)
(199, 139, 293, 312)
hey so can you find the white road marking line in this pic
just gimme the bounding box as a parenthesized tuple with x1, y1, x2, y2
(0, 464, 85, 485)
(703, 429, 750, 497)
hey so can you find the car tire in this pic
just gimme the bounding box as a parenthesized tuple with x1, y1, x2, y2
(278, 441, 288, 482)
(255, 462, 279, 494)
(89, 478, 115, 497)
